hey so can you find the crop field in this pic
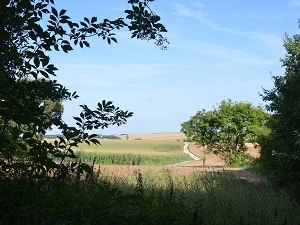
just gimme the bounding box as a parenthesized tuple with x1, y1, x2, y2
(75, 139, 191, 166)
(48, 133, 192, 166)
(5, 133, 300, 224)
(76, 139, 185, 155)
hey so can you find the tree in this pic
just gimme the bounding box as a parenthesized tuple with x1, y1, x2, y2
(181, 109, 216, 165)
(260, 30, 300, 188)
(0, 0, 168, 179)
(181, 99, 269, 165)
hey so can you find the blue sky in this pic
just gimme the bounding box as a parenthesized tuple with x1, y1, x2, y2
(48, 0, 300, 135)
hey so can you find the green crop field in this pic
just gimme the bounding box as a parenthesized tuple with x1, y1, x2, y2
(75, 139, 191, 166)
(47, 138, 192, 166)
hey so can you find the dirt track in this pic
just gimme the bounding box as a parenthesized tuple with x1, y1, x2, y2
(96, 133, 267, 183)
(96, 164, 267, 183)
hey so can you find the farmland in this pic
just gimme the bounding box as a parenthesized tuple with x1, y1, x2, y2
(2, 133, 300, 224)
(76, 138, 185, 156)
(48, 133, 193, 166)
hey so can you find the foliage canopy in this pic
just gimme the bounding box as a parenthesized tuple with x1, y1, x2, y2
(181, 99, 269, 165)
(0, 0, 168, 179)
(260, 30, 300, 190)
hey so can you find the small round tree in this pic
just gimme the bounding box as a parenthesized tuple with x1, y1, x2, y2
(181, 99, 269, 165)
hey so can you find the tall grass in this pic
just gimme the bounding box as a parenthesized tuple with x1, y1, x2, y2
(99, 169, 300, 224)
(1, 169, 299, 224)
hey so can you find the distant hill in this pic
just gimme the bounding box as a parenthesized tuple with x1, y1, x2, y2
(44, 134, 121, 139)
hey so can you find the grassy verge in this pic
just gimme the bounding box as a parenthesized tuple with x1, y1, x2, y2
(1, 169, 299, 225)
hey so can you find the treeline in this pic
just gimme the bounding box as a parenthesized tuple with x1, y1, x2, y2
(44, 134, 121, 139)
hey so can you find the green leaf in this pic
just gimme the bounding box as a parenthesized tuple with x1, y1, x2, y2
(59, 9, 67, 16)
(91, 16, 97, 23)
(23, 132, 34, 139)
(28, 31, 37, 41)
(40, 70, 49, 78)
(83, 41, 90, 47)
(80, 21, 87, 27)
(111, 37, 117, 43)
(50, 14, 57, 22)
(34, 57, 40, 68)
(51, 7, 58, 17)
(41, 56, 49, 67)
(84, 17, 90, 24)
(58, 136, 66, 145)
(73, 116, 82, 123)
(90, 138, 100, 145)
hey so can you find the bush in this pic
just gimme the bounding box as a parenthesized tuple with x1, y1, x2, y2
(224, 152, 255, 167)
(100, 135, 121, 140)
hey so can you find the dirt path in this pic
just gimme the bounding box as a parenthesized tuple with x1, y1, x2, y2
(184, 143, 226, 167)
(94, 164, 267, 184)
(176, 143, 267, 183)
(93, 143, 267, 183)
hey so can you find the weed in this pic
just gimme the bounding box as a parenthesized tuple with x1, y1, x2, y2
(1, 169, 300, 224)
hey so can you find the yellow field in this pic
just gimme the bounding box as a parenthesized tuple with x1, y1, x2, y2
(76, 139, 185, 156)
(45, 133, 187, 156)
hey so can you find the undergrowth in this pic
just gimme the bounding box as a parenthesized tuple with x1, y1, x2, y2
(0, 169, 299, 225)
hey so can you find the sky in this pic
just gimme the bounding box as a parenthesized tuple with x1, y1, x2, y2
(47, 0, 300, 135)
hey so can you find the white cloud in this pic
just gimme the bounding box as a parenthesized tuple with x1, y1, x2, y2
(175, 3, 217, 28)
(174, 3, 282, 47)
(193, 42, 277, 66)
(235, 30, 283, 48)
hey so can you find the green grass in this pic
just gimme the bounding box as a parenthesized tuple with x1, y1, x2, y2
(1, 170, 299, 225)
(102, 169, 300, 224)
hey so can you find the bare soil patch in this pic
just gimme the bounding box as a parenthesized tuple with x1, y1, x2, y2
(185, 143, 260, 166)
